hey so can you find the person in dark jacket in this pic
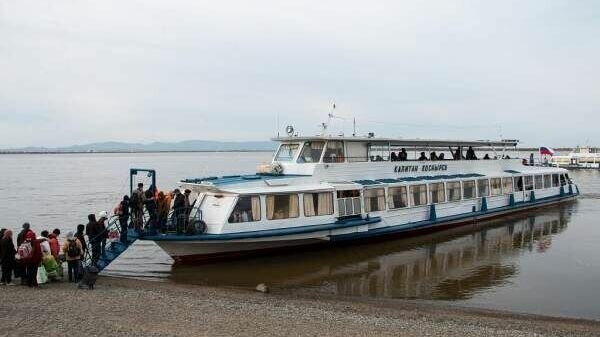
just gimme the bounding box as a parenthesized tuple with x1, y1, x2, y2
(0, 230, 16, 285)
(173, 189, 186, 235)
(85, 214, 101, 266)
(97, 211, 108, 255)
(144, 190, 157, 231)
(75, 224, 87, 255)
(15, 222, 31, 284)
(117, 195, 130, 243)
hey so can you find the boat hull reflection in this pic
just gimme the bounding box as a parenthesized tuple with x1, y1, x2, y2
(170, 205, 571, 300)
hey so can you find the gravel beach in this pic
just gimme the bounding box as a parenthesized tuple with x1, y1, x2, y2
(1, 278, 599, 337)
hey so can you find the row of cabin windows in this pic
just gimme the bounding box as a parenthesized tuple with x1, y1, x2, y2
(228, 193, 334, 223)
(228, 173, 569, 223)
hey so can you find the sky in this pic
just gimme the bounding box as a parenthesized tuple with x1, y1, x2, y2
(1, 0, 599, 148)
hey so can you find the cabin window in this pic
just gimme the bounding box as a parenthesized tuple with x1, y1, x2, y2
(543, 175, 552, 188)
(388, 186, 408, 209)
(552, 174, 559, 187)
(297, 141, 325, 163)
(364, 188, 386, 212)
(534, 175, 543, 189)
(462, 181, 476, 199)
(409, 184, 428, 206)
(337, 190, 362, 217)
(266, 194, 299, 220)
(502, 177, 514, 194)
(275, 143, 299, 162)
(514, 176, 524, 192)
(368, 142, 389, 162)
(565, 173, 571, 184)
(560, 174, 567, 186)
(228, 196, 261, 223)
(524, 176, 534, 191)
(323, 141, 345, 163)
(303, 192, 334, 217)
(490, 178, 502, 196)
(447, 182, 461, 201)
(429, 183, 446, 204)
(477, 179, 490, 197)
(347, 142, 368, 162)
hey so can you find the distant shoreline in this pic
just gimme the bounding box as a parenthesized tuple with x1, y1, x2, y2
(0, 150, 274, 155)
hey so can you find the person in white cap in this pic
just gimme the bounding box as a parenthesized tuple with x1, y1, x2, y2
(97, 211, 108, 256)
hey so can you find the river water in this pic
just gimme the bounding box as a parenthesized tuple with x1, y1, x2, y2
(1, 152, 599, 320)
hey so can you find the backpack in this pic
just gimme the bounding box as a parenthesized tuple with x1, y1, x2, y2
(17, 241, 33, 260)
(67, 240, 79, 258)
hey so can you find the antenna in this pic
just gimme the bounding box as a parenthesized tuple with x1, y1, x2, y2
(353, 117, 356, 136)
(276, 112, 280, 137)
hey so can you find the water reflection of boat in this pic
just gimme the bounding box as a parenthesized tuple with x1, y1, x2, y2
(170, 206, 571, 300)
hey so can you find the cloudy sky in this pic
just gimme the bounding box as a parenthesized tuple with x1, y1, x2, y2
(1, 0, 598, 148)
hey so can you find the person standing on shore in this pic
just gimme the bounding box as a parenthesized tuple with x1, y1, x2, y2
(15, 223, 32, 285)
(21, 231, 42, 287)
(48, 229, 61, 260)
(62, 231, 83, 282)
(75, 224, 87, 256)
(0, 230, 16, 285)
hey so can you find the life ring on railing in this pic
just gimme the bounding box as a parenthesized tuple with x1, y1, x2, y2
(186, 219, 207, 235)
(271, 162, 284, 175)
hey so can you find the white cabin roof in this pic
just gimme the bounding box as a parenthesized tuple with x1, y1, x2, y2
(272, 135, 518, 148)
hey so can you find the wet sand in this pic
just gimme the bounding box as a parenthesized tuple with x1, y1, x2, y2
(1, 277, 599, 337)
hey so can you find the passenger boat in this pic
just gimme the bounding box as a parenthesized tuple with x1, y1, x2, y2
(139, 133, 579, 263)
(551, 146, 600, 169)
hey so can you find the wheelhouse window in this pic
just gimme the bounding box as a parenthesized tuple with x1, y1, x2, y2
(463, 181, 476, 199)
(409, 184, 427, 206)
(534, 175, 543, 189)
(228, 196, 261, 223)
(514, 176, 524, 192)
(266, 194, 299, 220)
(524, 176, 534, 191)
(429, 182, 446, 204)
(303, 192, 334, 217)
(388, 186, 408, 209)
(297, 141, 325, 163)
(552, 174, 559, 187)
(543, 174, 552, 188)
(275, 143, 299, 162)
(490, 178, 502, 196)
(447, 182, 461, 201)
(364, 188, 386, 212)
(323, 141, 345, 163)
(502, 177, 514, 194)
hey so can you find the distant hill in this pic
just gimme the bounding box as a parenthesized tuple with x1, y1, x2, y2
(1, 140, 277, 153)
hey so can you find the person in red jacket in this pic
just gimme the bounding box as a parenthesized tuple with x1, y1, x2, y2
(48, 230, 61, 259)
(22, 230, 43, 287)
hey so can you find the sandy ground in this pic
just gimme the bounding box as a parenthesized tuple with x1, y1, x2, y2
(0, 277, 599, 337)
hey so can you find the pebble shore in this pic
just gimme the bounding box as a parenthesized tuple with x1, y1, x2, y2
(1, 277, 599, 337)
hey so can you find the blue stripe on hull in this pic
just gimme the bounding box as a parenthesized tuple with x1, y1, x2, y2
(331, 193, 577, 242)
